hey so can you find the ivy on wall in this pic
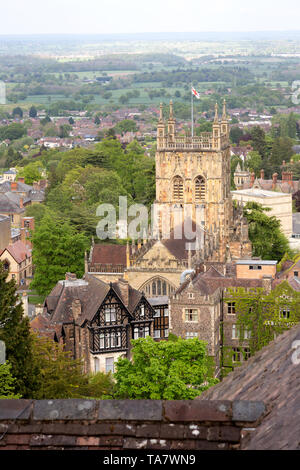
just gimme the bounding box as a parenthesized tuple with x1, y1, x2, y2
(221, 281, 300, 373)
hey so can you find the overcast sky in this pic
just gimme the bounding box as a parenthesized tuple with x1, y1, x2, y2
(1, 0, 300, 35)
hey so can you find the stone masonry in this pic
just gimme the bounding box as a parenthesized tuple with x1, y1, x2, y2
(0, 399, 266, 451)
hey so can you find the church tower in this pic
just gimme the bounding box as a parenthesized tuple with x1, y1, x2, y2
(155, 100, 234, 262)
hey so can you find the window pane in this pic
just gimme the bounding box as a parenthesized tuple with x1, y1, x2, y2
(105, 357, 114, 373)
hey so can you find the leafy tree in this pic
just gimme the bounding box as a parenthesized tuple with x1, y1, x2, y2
(269, 136, 294, 174)
(29, 106, 37, 118)
(114, 336, 218, 400)
(30, 334, 115, 399)
(17, 160, 43, 185)
(94, 115, 101, 125)
(229, 126, 244, 144)
(12, 107, 23, 118)
(0, 262, 39, 397)
(30, 214, 88, 296)
(114, 119, 138, 134)
(0, 123, 27, 141)
(243, 201, 291, 260)
(250, 126, 267, 159)
(68, 116, 75, 125)
(0, 362, 21, 399)
(58, 124, 72, 138)
(245, 150, 262, 175)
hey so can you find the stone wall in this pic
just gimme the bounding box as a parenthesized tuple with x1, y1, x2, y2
(0, 399, 265, 450)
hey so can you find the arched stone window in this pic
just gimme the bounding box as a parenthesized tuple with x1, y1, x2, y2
(173, 176, 183, 201)
(140, 277, 176, 298)
(195, 176, 205, 201)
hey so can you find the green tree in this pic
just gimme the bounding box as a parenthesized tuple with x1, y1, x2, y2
(30, 334, 115, 399)
(250, 126, 267, 159)
(269, 136, 294, 173)
(114, 119, 138, 134)
(114, 336, 218, 400)
(29, 106, 37, 118)
(0, 262, 38, 397)
(229, 126, 244, 144)
(12, 107, 23, 118)
(0, 362, 21, 399)
(243, 202, 291, 260)
(17, 160, 43, 185)
(245, 150, 262, 175)
(30, 215, 88, 296)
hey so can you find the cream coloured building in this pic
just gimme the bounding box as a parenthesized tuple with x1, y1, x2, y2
(231, 187, 293, 237)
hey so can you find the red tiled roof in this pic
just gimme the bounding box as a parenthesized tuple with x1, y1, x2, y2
(1, 240, 31, 264)
(91, 244, 127, 266)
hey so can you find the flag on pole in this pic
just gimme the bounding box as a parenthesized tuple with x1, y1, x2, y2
(191, 87, 200, 99)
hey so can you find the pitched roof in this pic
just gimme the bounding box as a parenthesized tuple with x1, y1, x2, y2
(0, 240, 31, 264)
(90, 244, 127, 267)
(43, 274, 147, 327)
(0, 194, 24, 213)
(198, 323, 300, 450)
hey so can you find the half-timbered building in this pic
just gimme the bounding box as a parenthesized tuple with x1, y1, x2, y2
(31, 273, 156, 374)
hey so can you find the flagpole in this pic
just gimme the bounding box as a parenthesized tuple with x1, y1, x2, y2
(191, 82, 194, 137)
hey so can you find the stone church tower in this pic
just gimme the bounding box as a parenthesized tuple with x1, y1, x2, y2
(155, 100, 243, 262)
(87, 100, 251, 295)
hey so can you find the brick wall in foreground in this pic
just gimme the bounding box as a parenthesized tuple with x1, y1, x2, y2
(0, 399, 266, 450)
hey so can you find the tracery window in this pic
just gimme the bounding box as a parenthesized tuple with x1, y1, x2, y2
(173, 176, 183, 201)
(195, 176, 205, 201)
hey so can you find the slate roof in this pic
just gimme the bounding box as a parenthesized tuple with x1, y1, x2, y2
(199, 323, 300, 450)
(175, 267, 264, 296)
(0, 194, 24, 213)
(42, 273, 145, 328)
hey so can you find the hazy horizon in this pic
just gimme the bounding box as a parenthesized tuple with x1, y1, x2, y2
(1, 0, 300, 36)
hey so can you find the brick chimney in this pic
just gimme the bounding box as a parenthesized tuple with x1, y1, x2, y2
(260, 169, 264, 180)
(33, 181, 40, 191)
(272, 173, 278, 189)
(20, 228, 26, 244)
(18, 177, 25, 184)
(11, 181, 17, 191)
(282, 171, 288, 182)
(65, 272, 77, 281)
(117, 278, 129, 307)
(250, 172, 255, 187)
(72, 299, 81, 321)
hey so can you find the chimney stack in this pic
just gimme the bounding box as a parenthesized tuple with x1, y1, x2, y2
(65, 272, 77, 281)
(272, 173, 278, 189)
(260, 169, 264, 180)
(11, 181, 17, 191)
(117, 278, 129, 307)
(250, 172, 255, 187)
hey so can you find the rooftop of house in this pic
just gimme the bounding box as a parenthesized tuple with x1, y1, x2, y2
(198, 322, 300, 450)
(236, 259, 277, 266)
(41, 273, 149, 328)
(0, 240, 31, 264)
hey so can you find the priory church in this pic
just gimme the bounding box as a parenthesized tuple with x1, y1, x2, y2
(86, 100, 252, 297)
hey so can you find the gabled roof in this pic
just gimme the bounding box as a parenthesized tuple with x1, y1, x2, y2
(43, 274, 149, 327)
(0, 240, 31, 264)
(199, 323, 300, 450)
